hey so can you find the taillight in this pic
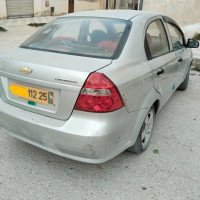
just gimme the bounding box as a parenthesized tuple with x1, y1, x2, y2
(74, 72, 124, 112)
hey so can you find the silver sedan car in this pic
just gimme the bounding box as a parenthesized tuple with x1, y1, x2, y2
(0, 10, 199, 163)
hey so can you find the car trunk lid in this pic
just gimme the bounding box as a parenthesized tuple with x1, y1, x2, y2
(0, 48, 112, 120)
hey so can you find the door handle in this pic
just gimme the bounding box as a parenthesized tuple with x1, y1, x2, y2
(157, 68, 165, 76)
(178, 58, 183, 62)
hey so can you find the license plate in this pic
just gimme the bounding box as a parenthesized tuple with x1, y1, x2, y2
(9, 83, 54, 105)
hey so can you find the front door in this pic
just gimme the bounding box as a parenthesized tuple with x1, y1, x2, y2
(165, 21, 190, 85)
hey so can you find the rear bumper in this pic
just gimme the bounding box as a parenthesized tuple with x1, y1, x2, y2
(0, 98, 135, 163)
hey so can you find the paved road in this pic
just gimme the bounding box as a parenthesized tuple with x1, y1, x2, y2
(0, 23, 200, 200)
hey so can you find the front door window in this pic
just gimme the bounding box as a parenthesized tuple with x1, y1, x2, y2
(166, 23, 184, 50)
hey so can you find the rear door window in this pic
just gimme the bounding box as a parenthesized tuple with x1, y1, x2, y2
(145, 20, 169, 59)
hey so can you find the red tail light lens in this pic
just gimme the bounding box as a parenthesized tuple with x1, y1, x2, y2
(74, 73, 124, 112)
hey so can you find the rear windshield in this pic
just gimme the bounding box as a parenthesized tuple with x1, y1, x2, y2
(20, 17, 131, 59)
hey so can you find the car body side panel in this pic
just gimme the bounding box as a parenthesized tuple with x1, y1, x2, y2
(147, 53, 180, 105)
(99, 60, 161, 112)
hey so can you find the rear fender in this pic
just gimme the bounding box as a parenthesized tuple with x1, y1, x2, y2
(128, 88, 161, 145)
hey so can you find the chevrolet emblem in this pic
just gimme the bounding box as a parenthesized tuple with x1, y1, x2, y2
(20, 66, 32, 74)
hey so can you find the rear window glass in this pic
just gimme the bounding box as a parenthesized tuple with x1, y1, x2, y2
(20, 17, 131, 59)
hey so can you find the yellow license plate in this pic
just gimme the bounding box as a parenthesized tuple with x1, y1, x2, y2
(9, 83, 54, 105)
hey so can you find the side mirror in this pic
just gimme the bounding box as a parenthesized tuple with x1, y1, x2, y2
(186, 39, 199, 48)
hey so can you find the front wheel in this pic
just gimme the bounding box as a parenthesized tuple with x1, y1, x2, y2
(129, 106, 156, 153)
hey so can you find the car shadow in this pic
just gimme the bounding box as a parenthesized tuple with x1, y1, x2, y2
(6, 135, 144, 176)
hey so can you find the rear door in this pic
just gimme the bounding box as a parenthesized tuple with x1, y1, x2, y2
(145, 18, 179, 105)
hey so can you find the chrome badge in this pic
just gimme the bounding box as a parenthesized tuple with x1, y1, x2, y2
(20, 66, 32, 74)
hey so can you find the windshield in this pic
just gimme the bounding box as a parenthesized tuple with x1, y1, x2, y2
(20, 17, 131, 59)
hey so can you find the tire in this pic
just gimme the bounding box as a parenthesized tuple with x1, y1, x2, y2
(177, 65, 191, 91)
(129, 106, 156, 153)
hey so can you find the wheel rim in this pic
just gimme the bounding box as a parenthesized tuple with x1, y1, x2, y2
(141, 109, 155, 149)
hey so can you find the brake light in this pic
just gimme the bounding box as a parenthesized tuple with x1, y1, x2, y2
(74, 73, 124, 112)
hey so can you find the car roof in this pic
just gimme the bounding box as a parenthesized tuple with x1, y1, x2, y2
(59, 10, 162, 21)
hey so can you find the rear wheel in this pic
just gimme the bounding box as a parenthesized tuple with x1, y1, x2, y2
(129, 106, 156, 153)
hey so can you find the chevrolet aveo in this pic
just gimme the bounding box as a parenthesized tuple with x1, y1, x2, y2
(0, 10, 199, 163)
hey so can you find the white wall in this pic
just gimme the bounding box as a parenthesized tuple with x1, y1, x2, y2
(143, 0, 200, 26)
(0, 0, 7, 19)
(34, 0, 68, 17)
(0, 0, 101, 19)
(50, 0, 68, 15)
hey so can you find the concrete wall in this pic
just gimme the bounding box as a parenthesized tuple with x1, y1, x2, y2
(0, 0, 101, 18)
(0, 0, 7, 19)
(74, 0, 101, 12)
(143, 0, 200, 26)
(34, 0, 68, 17)
(34, 0, 101, 16)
